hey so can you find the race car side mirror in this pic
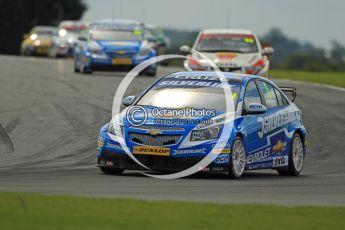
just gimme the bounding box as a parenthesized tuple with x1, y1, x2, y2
(180, 45, 191, 53)
(262, 47, 274, 56)
(122, 95, 136, 107)
(147, 36, 157, 43)
(245, 103, 267, 115)
(78, 36, 87, 42)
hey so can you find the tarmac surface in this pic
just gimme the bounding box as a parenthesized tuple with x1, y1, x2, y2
(0, 55, 344, 206)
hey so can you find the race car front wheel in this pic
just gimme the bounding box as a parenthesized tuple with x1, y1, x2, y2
(278, 133, 304, 176)
(229, 136, 246, 178)
(100, 167, 124, 175)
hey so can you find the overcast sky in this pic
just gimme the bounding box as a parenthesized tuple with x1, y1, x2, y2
(83, 0, 344, 48)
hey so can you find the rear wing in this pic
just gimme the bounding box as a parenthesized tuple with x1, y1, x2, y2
(280, 87, 296, 102)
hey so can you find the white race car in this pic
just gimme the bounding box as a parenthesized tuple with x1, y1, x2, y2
(49, 21, 87, 58)
(180, 29, 273, 77)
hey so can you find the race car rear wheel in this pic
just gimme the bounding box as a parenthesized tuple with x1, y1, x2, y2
(145, 67, 157, 77)
(100, 167, 124, 175)
(229, 136, 246, 178)
(278, 133, 304, 176)
(74, 62, 80, 73)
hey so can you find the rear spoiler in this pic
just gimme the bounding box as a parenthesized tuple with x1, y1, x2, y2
(280, 87, 296, 102)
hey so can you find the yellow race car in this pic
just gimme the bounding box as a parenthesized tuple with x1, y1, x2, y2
(21, 26, 57, 56)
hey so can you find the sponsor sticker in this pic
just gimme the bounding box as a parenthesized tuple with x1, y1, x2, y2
(106, 161, 114, 166)
(133, 146, 170, 156)
(244, 37, 254, 43)
(97, 137, 104, 148)
(173, 148, 206, 155)
(272, 140, 286, 154)
(216, 52, 238, 60)
(106, 143, 123, 151)
(247, 147, 270, 164)
(214, 154, 230, 164)
(213, 148, 231, 154)
(272, 156, 288, 167)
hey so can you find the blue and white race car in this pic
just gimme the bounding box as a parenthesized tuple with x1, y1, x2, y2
(74, 19, 157, 76)
(97, 72, 306, 178)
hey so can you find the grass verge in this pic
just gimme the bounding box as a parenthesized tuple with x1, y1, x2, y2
(270, 70, 345, 88)
(1, 192, 344, 230)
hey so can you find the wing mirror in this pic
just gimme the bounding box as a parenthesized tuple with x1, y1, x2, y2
(147, 36, 157, 43)
(245, 103, 267, 115)
(262, 47, 274, 56)
(179, 45, 191, 54)
(122, 95, 136, 107)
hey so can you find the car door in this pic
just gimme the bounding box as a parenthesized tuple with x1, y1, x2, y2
(240, 80, 269, 168)
(256, 80, 289, 168)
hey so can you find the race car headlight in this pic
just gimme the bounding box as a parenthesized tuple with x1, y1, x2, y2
(30, 34, 38, 40)
(187, 58, 210, 71)
(89, 48, 104, 56)
(190, 125, 221, 141)
(107, 121, 123, 136)
(136, 49, 150, 58)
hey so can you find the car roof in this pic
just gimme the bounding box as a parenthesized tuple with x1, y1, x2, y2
(89, 19, 143, 30)
(200, 29, 254, 35)
(162, 71, 262, 82)
(32, 26, 57, 31)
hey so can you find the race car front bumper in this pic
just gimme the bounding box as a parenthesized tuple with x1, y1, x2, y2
(83, 53, 157, 71)
(98, 150, 228, 172)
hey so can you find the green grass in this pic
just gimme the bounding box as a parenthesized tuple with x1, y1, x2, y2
(270, 70, 345, 88)
(0, 193, 344, 230)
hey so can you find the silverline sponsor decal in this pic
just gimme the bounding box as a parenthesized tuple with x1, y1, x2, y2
(157, 80, 233, 89)
(173, 148, 207, 155)
(258, 108, 301, 138)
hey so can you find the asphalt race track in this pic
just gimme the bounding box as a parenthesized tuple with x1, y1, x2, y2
(0, 55, 344, 206)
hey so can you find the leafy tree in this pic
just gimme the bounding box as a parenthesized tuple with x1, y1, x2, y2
(0, 0, 87, 54)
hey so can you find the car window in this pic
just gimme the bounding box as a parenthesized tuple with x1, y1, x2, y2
(244, 81, 262, 106)
(136, 77, 242, 112)
(258, 81, 279, 108)
(274, 88, 283, 106)
(274, 88, 290, 106)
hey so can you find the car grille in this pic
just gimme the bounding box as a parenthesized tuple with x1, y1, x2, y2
(130, 125, 185, 132)
(106, 53, 134, 58)
(219, 67, 243, 72)
(129, 132, 182, 146)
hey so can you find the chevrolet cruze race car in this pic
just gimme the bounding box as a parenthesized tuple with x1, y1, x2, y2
(74, 19, 157, 76)
(21, 26, 57, 56)
(49, 21, 87, 58)
(97, 72, 306, 178)
(180, 29, 274, 77)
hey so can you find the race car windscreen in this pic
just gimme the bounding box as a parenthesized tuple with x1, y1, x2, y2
(90, 29, 143, 41)
(136, 78, 241, 112)
(32, 30, 55, 37)
(196, 34, 258, 53)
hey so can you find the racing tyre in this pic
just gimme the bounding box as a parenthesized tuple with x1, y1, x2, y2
(74, 62, 80, 73)
(145, 67, 157, 77)
(81, 65, 93, 74)
(278, 133, 304, 176)
(100, 167, 124, 175)
(229, 136, 246, 179)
